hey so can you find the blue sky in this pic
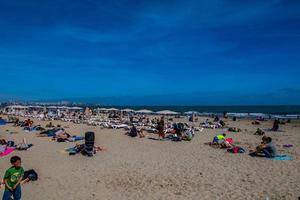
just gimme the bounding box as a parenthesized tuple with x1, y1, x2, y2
(0, 0, 299, 105)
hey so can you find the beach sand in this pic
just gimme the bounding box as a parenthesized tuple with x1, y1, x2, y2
(0, 116, 299, 200)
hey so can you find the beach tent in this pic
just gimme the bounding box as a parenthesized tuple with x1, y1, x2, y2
(157, 110, 179, 115)
(135, 109, 153, 114)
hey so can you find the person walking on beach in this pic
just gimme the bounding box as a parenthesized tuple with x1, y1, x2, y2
(2, 156, 24, 200)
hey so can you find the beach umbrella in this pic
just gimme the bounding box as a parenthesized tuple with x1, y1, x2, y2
(57, 106, 70, 110)
(156, 110, 179, 115)
(121, 108, 134, 112)
(69, 107, 83, 110)
(28, 105, 43, 108)
(47, 106, 57, 109)
(135, 109, 153, 114)
(97, 108, 108, 111)
(184, 111, 199, 115)
(8, 105, 27, 109)
(106, 108, 119, 111)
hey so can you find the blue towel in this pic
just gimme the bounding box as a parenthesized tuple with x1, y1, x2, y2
(268, 155, 293, 161)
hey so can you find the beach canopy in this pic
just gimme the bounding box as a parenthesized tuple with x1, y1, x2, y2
(135, 109, 153, 114)
(121, 108, 134, 112)
(47, 106, 58, 109)
(57, 106, 70, 110)
(69, 107, 83, 110)
(97, 108, 108, 111)
(106, 108, 119, 111)
(157, 110, 179, 115)
(184, 111, 199, 115)
(7, 105, 28, 109)
(28, 105, 43, 108)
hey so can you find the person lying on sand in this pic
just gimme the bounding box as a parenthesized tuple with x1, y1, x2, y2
(252, 120, 260, 125)
(37, 128, 65, 137)
(249, 137, 277, 158)
(68, 144, 105, 155)
(0, 139, 7, 154)
(16, 138, 33, 151)
(228, 127, 241, 132)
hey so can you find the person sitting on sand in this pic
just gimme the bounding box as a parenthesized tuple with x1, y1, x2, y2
(183, 127, 195, 141)
(128, 125, 138, 137)
(45, 122, 54, 128)
(250, 137, 277, 158)
(219, 120, 226, 127)
(214, 116, 220, 122)
(138, 128, 146, 138)
(271, 119, 280, 131)
(212, 133, 226, 144)
(254, 128, 265, 135)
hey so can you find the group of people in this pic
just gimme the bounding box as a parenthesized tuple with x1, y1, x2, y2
(208, 132, 277, 158)
(126, 117, 195, 142)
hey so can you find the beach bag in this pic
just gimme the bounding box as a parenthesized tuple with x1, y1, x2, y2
(23, 169, 38, 181)
(227, 147, 245, 154)
(82, 132, 95, 157)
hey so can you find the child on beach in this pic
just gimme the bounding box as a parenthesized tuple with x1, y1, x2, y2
(2, 156, 25, 200)
(213, 133, 226, 144)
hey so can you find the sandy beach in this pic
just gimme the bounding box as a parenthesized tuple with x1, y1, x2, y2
(0, 115, 299, 200)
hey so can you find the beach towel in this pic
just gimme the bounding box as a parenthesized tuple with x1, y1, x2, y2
(148, 137, 170, 141)
(0, 148, 15, 157)
(268, 155, 293, 161)
(0, 119, 6, 126)
(16, 144, 33, 151)
(225, 138, 233, 145)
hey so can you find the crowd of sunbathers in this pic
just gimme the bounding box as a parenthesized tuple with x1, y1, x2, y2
(126, 117, 195, 142)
